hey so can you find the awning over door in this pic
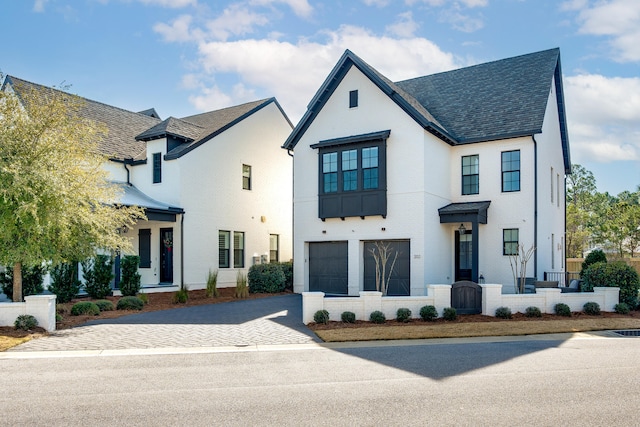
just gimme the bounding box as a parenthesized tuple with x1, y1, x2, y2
(438, 201, 491, 224)
(116, 182, 184, 222)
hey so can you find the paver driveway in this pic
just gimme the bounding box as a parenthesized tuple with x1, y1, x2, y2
(10, 294, 321, 352)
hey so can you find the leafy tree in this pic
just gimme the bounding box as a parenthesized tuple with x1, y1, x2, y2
(566, 164, 598, 257)
(0, 76, 145, 301)
(48, 262, 81, 303)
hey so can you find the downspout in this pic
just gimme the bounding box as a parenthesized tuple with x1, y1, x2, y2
(122, 158, 133, 185)
(287, 148, 295, 288)
(181, 212, 185, 290)
(532, 136, 538, 280)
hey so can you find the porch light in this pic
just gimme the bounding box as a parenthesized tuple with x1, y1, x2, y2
(458, 223, 466, 235)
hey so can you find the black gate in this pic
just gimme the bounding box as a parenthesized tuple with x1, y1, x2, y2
(451, 280, 482, 314)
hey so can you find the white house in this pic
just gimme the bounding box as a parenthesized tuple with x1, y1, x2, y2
(4, 76, 294, 290)
(283, 48, 571, 301)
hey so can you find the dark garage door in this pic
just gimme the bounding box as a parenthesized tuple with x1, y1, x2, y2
(309, 241, 348, 295)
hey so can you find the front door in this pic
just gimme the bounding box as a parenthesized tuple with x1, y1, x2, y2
(160, 228, 173, 283)
(455, 230, 472, 282)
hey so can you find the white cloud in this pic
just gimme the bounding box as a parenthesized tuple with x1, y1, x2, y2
(362, 0, 390, 6)
(385, 11, 419, 38)
(572, 0, 640, 62)
(154, 14, 198, 42)
(205, 4, 269, 41)
(33, 0, 48, 12)
(137, 0, 197, 8)
(439, 8, 484, 32)
(565, 73, 640, 162)
(188, 84, 233, 111)
(249, 0, 313, 18)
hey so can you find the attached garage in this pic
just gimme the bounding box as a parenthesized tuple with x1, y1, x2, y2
(309, 241, 348, 295)
(363, 240, 410, 296)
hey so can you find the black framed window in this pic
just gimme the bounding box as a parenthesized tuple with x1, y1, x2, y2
(503, 228, 519, 255)
(139, 229, 151, 268)
(322, 152, 338, 193)
(342, 149, 358, 191)
(242, 164, 251, 190)
(269, 234, 279, 262)
(152, 152, 162, 184)
(462, 155, 479, 195)
(501, 150, 520, 192)
(233, 231, 245, 268)
(349, 90, 358, 108)
(219, 230, 230, 268)
(362, 147, 379, 189)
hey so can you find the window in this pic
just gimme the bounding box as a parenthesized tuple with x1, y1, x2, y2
(501, 150, 520, 192)
(270, 234, 279, 262)
(550, 167, 554, 204)
(557, 173, 560, 207)
(322, 152, 338, 193)
(503, 228, 519, 255)
(551, 233, 555, 269)
(342, 149, 358, 191)
(139, 229, 151, 268)
(349, 90, 358, 108)
(242, 164, 251, 190)
(152, 152, 161, 184)
(362, 147, 379, 190)
(219, 231, 230, 268)
(462, 155, 479, 195)
(233, 232, 245, 268)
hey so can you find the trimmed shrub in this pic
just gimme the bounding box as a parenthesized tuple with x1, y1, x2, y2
(117, 296, 144, 311)
(279, 262, 293, 291)
(495, 306, 512, 319)
(615, 302, 631, 315)
(82, 255, 113, 299)
(137, 293, 149, 305)
(583, 301, 601, 315)
(582, 261, 640, 308)
(369, 310, 386, 324)
(14, 314, 38, 331)
(49, 262, 81, 303)
(0, 265, 46, 300)
(443, 307, 457, 321)
(525, 306, 542, 318)
(581, 249, 607, 277)
(173, 288, 189, 304)
(248, 263, 286, 293)
(396, 308, 412, 323)
(71, 301, 100, 316)
(94, 300, 114, 312)
(314, 309, 330, 324)
(341, 311, 356, 323)
(206, 269, 219, 298)
(554, 303, 571, 317)
(419, 305, 438, 321)
(119, 255, 141, 297)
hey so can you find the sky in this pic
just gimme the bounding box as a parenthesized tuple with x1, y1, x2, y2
(2, 0, 639, 195)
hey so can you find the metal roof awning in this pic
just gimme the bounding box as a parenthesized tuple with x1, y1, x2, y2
(116, 182, 184, 222)
(438, 201, 491, 224)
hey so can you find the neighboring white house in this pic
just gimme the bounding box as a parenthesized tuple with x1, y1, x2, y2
(282, 48, 571, 297)
(3, 76, 293, 289)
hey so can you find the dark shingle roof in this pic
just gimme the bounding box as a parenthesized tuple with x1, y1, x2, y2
(136, 116, 204, 142)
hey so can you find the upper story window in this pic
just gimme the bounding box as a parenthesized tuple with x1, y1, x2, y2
(501, 150, 520, 192)
(349, 90, 358, 108)
(461, 155, 479, 195)
(313, 130, 389, 220)
(503, 228, 519, 256)
(242, 164, 252, 190)
(152, 152, 162, 184)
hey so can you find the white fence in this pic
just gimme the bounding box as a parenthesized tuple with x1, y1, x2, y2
(302, 284, 620, 324)
(0, 295, 57, 332)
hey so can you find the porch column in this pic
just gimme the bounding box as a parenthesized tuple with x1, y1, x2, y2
(471, 219, 479, 283)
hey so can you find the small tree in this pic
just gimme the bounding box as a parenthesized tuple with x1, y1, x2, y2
(368, 241, 399, 296)
(81, 255, 113, 299)
(508, 244, 536, 294)
(48, 262, 81, 303)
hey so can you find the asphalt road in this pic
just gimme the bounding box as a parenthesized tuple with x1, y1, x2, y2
(2, 333, 640, 426)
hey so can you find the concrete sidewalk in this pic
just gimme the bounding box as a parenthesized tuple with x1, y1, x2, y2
(8, 294, 321, 352)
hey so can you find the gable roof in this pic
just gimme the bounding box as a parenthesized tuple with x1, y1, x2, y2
(283, 48, 571, 173)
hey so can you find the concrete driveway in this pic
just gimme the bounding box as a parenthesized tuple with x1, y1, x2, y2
(9, 294, 321, 352)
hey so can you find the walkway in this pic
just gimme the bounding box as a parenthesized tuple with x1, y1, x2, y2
(9, 294, 321, 352)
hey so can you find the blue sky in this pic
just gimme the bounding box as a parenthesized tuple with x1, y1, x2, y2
(2, 0, 639, 195)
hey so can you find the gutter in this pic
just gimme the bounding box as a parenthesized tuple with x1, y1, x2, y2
(532, 135, 538, 280)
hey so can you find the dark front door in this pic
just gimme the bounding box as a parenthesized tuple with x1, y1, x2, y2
(455, 231, 472, 282)
(160, 228, 173, 283)
(309, 241, 348, 295)
(364, 240, 410, 296)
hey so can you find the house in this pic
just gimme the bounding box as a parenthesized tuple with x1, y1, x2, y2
(3, 76, 294, 289)
(283, 48, 571, 296)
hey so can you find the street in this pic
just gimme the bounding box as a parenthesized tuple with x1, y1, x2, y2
(1, 333, 640, 426)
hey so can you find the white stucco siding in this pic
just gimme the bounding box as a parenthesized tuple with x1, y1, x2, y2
(103, 160, 128, 182)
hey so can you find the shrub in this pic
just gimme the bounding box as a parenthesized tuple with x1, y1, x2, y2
(82, 255, 113, 299)
(583, 301, 601, 315)
(206, 269, 219, 298)
(314, 309, 330, 324)
(71, 301, 100, 316)
(581, 249, 607, 277)
(14, 314, 38, 331)
(279, 262, 293, 291)
(419, 305, 438, 321)
(369, 310, 386, 324)
(443, 307, 457, 321)
(0, 265, 46, 300)
(554, 303, 571, 317)
(495, 306, 512, 319)
(248, 263, 286, 293)
(396, 308, 412, 323)
(525, 306, 542, 318)
(119, 255, 141, 297)
(117, 296, 144, 311)
(137, 293, 149, 304)
(615, 302, 631, 315)
(583, 261, 640, 308)
(94, 300, 114, 312)
(235, 272, 249, 298)
(341, 311, 356, 323)
(173, 288, 189, 304)
(49, 262, 81, 303)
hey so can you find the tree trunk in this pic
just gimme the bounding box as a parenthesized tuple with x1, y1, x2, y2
(12, 262, 22, 302)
